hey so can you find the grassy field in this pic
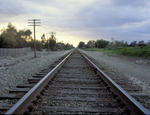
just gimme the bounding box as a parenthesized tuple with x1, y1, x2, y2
(83, 46, 150, 58)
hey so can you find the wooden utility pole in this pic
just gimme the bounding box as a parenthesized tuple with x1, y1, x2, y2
(51, 32, 56, 40)
(28, 19, 41, 58)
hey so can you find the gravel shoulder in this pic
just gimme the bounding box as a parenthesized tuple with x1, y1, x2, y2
(82, 50, 150, 95)
(0, 50, 70, 95)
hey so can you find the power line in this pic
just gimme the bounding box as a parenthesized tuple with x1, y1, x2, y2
(28, 19, 41, 58)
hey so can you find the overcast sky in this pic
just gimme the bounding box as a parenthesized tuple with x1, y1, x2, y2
(0, 0, 150, 46)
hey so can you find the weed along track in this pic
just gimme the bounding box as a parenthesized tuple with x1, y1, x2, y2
(1, 50, 150, 114)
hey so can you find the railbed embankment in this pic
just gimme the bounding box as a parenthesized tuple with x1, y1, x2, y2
(82, 50, 150, 96)
(0, 50, 70, 95)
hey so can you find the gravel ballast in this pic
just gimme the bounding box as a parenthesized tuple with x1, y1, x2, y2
(82, 50, 150, 95)
(0, 50, 70, 95)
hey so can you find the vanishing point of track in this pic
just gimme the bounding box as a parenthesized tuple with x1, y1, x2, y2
(5, 50, 150, 114)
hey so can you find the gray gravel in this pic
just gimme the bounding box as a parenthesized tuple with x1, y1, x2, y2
(82, 50, 150, 95)
(0, 50, 70, 95)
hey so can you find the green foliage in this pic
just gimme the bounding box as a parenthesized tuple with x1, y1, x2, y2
(83, 48, 118, 54)
(138, 40, 145, 47)
(77, 40, 109, 49)
(0, 23, 32, 48)
(0, 24, 18, 48)
(119, 47, 150, 57)
(86, 40, 95, 48)
(40, 34, 74, 51)
(55, 42, 73, 50)
(83, 48, 104, 52)
(95, 39, 109, 48)
(83, 39, 150, 58)
(106, 40, 128, 49)
(84, 47, 150, 58)
(28, 40, 43, 51)
(0, 23, 74, 50)
(130, 41, 137, 47)
(41, 34, 47, 48)
(49, 37, 56, 50)
(56, 42, 65, 50)
(78, 41, 85, 48)
(64, 43, 74, 50)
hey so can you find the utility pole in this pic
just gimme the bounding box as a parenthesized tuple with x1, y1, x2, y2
(51, 32, 56, 40)
(28, 19, 41, 58)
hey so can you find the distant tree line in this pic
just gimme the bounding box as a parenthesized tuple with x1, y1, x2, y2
(40, 33, 74, 51)
(78, 39, 150, 49)
(0, 23, 32, 48)
(0, 23, 74, 50)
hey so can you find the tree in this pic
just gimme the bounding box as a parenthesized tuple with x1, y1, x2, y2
(0, 35, 6, 48)
(138, 40, 145, 47)
(95, 39, 109, 48)
(124, 41, 128, 47)
(112, 40, 127, 48)
(65, 43, 74, 50)
(0, 23, 18, 48)
(28, 40, 42, 51)
(48, 37, 56, 50)
(0, 23, 32, 48)
(86, 40, 95, 48)
(55, 42, 74, 50)
(41, 34, 46, 48)
(78, 41, 85, 48)
(24, 30, 32, 41)
(130, 41, 137, 47)
(147, 41, 150, 47)
(17, 30, 27, 48)
(56, 42, 65, 50)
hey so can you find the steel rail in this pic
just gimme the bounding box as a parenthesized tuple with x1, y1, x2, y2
(6, 51, 73, 114)
(80, 51, 150, 115)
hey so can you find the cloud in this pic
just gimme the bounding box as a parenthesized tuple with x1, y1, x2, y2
(112, 0, 148, 7)
(0, 0, 150, 46)
(0, 0, 29, 15)
(72, 0, 150, 41)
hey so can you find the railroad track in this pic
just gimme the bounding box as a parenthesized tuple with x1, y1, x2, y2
(0, 50, 150, 114)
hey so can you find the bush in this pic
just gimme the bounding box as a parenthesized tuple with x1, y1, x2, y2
(95, 40, 109, 48)
(78, 42, 85, 48)
(119, 47, 150, 57)
(0, 23, 32, 48)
